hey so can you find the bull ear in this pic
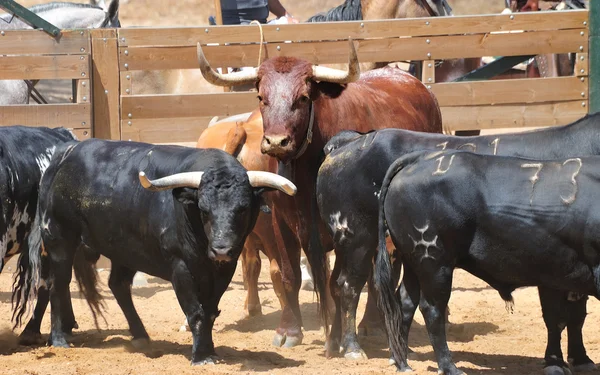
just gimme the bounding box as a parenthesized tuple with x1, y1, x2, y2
(253, 188, 273, 214)
(173, 187, 198, 205)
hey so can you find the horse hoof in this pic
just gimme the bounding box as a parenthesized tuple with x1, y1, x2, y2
(344, 350, 368, 360)
(571, 362, 597, 372)
(49, 338, 70, 348)
(131, 338, 151, 350)
(543, 366, 571, 375)
(283, 334, 303, 348)
(191, 355, 218, 366)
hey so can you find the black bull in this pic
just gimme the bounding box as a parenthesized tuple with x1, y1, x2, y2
(315, 112, 600, 368)
(13, 139, 296, 365)
(377, 149, 600, 375)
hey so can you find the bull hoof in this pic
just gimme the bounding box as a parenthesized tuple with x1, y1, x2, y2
(48, 337, 70, 348)
(241, 304, 262, 320)
(389, 356, 413, 372)
(72, 321, 79, 330)
(283, 334, 303, 348)
(572, 362, 597, 372)
(272, 332, 303, 348)
(344, 349, 368, 361)
(325, 338, 341, 358)
(543, 366, 571, 375)
(191, 355, 218, 366)
(19, 331, 44, 346)
(131, 337, 151, 351)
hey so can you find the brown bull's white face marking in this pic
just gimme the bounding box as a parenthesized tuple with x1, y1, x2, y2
(433, 154, 455, 176)
(560, 158, 582, 205)
(521, 163, 544, 204)
(408, 223, 438, 262)
(490, 138, 500, 155)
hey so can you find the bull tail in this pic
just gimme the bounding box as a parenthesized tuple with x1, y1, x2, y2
(374, 154, 419, 369)
(11, 202, 44, 329)
(308, 183, 330, 336)
(73, 248, 107, 331)
(224, 122, 247, 157)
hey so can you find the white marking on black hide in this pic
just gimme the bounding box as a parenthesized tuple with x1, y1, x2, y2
(433, 155, 455, 176)
(490, 138, 500, 155)
(560, 158, 582, 205)
(36, 146, 57, 176)
(0, 203, 30, 261)
(408, 223, 438, 262)
(521, 163, 543, 204)
(457, 143, 477, 152)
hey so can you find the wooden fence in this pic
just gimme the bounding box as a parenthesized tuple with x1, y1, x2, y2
(0, 9, 591, 142)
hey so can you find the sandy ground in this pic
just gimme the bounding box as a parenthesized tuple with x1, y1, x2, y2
(0, 254, 599, 375)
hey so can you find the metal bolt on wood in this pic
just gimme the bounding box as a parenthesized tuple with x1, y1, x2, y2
(121, 37, 125, 42)
(1, 31, 4, 36)
(126, 75, 131, 80)
(82, 122, 86, 126)
(124, 50, 129, 55)
(427, 52, 431, 58)
(81, 72, 86, 77)
(82, 81, 86, 86)
(426, 39, 430, 44)
(128, 121, 132, 126)
(205, 28, 209, 33)
(124, 63, 129, 69)
(360, 23, 364, 27)
(277, 46, 281, 51)
(582, 92, 586, 97)
(425, 21, 430, 25)
(126, 89, 130, 93)
(128, 113, 132, 118)
(80, 47, 85, 52)
(104, 90, 109, 94)
(83, 96, 87, 101)
(510, 15, 514, 20)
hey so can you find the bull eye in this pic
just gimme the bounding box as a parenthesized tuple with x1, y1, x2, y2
(299, 95, 310, 104)
(257, 94, 263, 102)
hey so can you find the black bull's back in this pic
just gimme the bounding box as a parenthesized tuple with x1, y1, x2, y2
(386, 150, 600, 296)
(0, 125, 76, 269)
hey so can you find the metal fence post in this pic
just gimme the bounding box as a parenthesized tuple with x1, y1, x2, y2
(590, 0, 600, 112)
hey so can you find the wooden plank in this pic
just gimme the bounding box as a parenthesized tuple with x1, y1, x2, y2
(422, 60, 435, 84)
(431, 77, 588, 106)
(71, 127, 92, 140)
(91, 29, 121, 140)
(120, 71, 132, 96)
(442, 100, 588, 131)
(121, 92, 257, 119)
(119, 29, 586, 71)
(76, 79, 91, 103)
(0, 55, 89, 80)
(213, 0, 223, 26)
(0, 29, 90, 55)
(575, 52, 589, 76)
(0, 103, 91, 128)
(121, 116, 214, 143)
(118, 10, 588, 47)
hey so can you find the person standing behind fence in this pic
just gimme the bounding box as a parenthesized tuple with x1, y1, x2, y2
(220, 0, 299, 25)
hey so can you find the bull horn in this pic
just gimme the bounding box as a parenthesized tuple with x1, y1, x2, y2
(197, 42, 258, 87)
(247, 171, 297, 196)
(139, 171, 204, 192)
(311, 38, 360, 84)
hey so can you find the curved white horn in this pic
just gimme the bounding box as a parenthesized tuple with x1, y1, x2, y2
(247, 171, 297, 196)
(312, 38, 360, 84)
(197, 42, 258, 87)
(139, 171, 204, 192)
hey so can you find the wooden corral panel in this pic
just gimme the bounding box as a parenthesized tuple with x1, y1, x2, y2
(441, 101, 587, 132)
(119, 29, 586, 70)
(91, 29, 121, 140)
(121, 116, 216, 143)
(0, 55, 89, 80)
(0, 29, 90, 55)
(117, 10, 587, 47)
(121, 92, 257, 119)
(431, 77, 587, 107)
(0, 103, 91, 129)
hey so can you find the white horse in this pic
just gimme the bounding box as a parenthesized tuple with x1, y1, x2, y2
(0, 0, 120, 105)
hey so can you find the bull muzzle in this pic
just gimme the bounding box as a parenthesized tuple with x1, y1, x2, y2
(209, 246, 234, 262)
(261, 135, 294, 158)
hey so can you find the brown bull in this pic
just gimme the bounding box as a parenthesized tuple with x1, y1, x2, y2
(196, 39, 442, 349)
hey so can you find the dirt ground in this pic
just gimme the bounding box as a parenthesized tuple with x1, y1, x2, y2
(0, 254, 599, 375)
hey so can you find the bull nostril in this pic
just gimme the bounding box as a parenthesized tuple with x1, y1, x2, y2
(280, 137, 289, 147)
(264, 137, 271, 145)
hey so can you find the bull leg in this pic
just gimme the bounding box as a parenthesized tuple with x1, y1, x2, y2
(19, 285, 49, 346)
(108, 265, 150, 347)
(46, 243, 76, 348)
(271, 209, 303, 348)
(565, 295, 596, 372)
(171, 259, 217, 365)
(325, 255, 342, 358)
(241, 234, 262, 319)
(418, 265, 462, 375)
(339, 252, 370, 360)
(358, 271, 386, 337)
(538, 287, 594, 374)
